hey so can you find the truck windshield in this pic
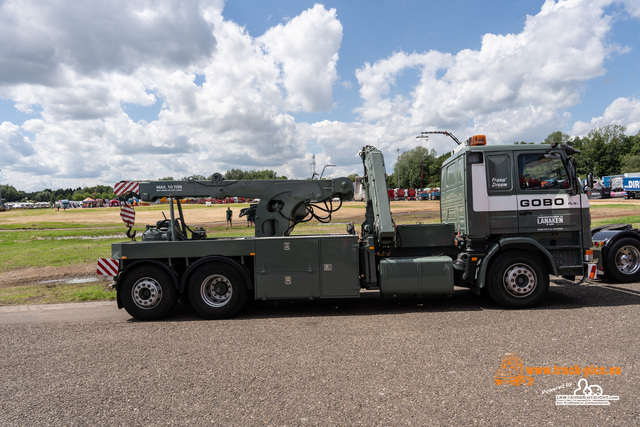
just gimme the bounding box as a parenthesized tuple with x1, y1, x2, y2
(518, 154, 569, 190)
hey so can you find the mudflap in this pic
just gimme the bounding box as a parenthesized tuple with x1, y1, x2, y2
(551, 263, 597, 287)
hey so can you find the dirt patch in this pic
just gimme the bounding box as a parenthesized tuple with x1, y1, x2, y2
(0, 264, 112, 289)
(0, 201, 440, 228)
(0, 207, 123, 225)
(172, 200, 442, 227)
(587, 198, 640, 221)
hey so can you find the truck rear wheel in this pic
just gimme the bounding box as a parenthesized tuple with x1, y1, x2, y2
(120, 265, 178, 321)
(188, 263, 249, 319)
(487, 251, 549, 308)
(605, 237, 640, 282)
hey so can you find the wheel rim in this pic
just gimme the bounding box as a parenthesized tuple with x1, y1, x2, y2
(132, 277, 163, 309)
(502, 263, 537, 298)
(200, 274, 233, 307)
(614, 245, 640, 275)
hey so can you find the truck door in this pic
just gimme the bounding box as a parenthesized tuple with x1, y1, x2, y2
(483, 153, 518, 233)
(467, 151, 518, 236)
(516, 152, 583, 234)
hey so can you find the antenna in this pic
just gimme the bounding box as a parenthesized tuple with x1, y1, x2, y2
(310, 154, 316, 178)
(489, 114, 505, 144)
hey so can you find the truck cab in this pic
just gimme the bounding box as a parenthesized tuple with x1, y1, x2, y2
(440, 137, 591, 306)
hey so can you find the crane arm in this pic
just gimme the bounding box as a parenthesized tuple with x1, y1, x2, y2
(136, 176, 354, 237)
(359, 146, 396, 247)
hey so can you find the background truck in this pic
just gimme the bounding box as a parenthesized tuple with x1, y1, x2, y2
(599, 173, 640, 198)
(99, 135, 599, 321)
(603, 172, 640, 190)
(583, 174, 611, 199)
(623, 176, 640, 198)
(591, 223, 640, 282)
(581, 173, 640, 280)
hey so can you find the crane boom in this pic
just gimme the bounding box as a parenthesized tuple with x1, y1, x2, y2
(137, 176, 354, 238)
(418, 130, 461, 145)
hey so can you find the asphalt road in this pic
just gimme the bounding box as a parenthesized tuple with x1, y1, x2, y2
(1, 281, 638, 426)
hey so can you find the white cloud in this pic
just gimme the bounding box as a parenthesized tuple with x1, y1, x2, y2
(0, 122, 35, 163)
(620, 0, 640, 18)
(0, 0, 215, 81)
(258, 4, 342, 112)
(572, 97, 640, 135)
(355, 51, 451, 123)
(354, 0, 619, 147)
(0, 2, 344, 190)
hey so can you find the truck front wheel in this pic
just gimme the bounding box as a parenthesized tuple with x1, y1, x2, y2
(188, 263, 249, 319)
(605, 237, 640, 282)
(487, 252, 549, 308)
(120, 265, 178, 321)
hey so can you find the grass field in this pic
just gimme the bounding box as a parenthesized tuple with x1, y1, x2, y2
(0, 198, 638, 305)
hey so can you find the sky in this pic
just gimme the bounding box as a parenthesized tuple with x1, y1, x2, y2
(0, 0, 639, 192)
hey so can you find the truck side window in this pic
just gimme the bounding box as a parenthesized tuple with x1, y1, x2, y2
(518, 154, 569, 190)
(486, 154, 512, 192)
(444, 157, 462, 189)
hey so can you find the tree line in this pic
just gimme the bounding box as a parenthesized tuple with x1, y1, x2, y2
(389, 146, 450, 189)
(0, 170, 289, 203)
(542, 125, 640, 178)
(0, 185, 116, 204)
(157, 169, 287, 181)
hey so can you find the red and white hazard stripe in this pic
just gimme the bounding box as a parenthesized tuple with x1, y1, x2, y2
(97, 258, 120, 276)
(114, 181, 140, 196)
(120, 205, 135, 227)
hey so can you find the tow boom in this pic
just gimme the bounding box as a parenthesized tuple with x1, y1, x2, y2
(136, 176, 354, 238)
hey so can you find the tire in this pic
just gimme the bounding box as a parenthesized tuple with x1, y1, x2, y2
(486, 251, 549, 308)
(119, 265, 178, 321)
(188, 263, 249, 319)
(604, 237, 640, 282)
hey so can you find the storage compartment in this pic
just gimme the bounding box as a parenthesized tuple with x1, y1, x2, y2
(319, 236, 360, 297)
(380, 256, 453, 297)
(256, 273, 320, 299)
(254, 235, 360, 299)
(254, 237, 320, 299)
(396, 223, 455, 248)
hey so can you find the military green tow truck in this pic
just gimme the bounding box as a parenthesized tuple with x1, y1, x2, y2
(98, 134, 596, 320)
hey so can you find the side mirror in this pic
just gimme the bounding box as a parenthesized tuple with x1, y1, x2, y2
(544, 151, 561, 159)
(569, 157, 579, 196)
